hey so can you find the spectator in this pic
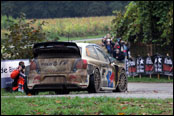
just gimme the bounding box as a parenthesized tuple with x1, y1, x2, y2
(113, 49, 125, 62)
(114, 37, 122, 51)
(122, 41, 128, 59)
(102, 36, 106, 47)
(106, 38, 112, 55)
(105, 33, 113, 55)
(126, 42, 130, 59)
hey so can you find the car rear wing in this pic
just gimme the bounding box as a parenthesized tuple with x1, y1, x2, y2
(33, 42, 81, 58)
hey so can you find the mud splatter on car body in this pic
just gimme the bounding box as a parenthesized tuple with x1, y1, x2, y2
(25, 42, 127, 94)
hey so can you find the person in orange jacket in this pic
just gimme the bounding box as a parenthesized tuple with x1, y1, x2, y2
(10, 61, 26, 92)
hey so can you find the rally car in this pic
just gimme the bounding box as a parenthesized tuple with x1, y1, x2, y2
(24, 42, 127, 95)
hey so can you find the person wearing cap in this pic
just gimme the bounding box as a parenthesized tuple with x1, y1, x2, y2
(105, 33, 112, 55)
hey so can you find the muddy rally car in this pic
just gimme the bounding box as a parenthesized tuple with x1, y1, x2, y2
(24, 42, 127, 95)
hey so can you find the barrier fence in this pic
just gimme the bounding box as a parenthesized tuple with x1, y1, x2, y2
(125, 54, 173, 79)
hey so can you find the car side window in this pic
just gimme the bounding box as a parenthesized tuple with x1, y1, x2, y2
(86, 45, 99, 60)
(95, 47, 110, 63)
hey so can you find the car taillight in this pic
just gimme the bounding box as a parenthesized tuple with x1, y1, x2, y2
(76, 59, 87, 69)
(30, 60, 37, 70)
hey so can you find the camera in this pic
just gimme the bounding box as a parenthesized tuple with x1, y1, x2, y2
(20, 64, 25, 69)
(22, 65, 25, 69)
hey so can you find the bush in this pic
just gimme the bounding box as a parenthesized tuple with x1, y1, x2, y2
(1, 13, 48, 60)
(1, 15, 18, 29)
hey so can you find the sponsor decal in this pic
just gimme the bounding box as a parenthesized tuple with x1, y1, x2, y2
(41, 60, 68, 67)
(106, 71, 115, 88)
(33, 76, 41, 84)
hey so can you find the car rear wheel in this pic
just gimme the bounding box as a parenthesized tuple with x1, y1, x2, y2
(114, 70, 127, 92)
(24, 85, 38, 95)
(24, 77, 38, 95)
(88, 69, 101, 93)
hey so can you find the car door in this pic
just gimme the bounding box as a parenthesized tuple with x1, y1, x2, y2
(94, 46, 115, 88)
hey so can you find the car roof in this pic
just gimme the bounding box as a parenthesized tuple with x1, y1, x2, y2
(76, 42, 100, 47)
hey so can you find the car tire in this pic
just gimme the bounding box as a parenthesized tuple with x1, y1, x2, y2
(24, 77, 38, 95)
(24, 85, 38, 95)
(113, 70, 127, 92)
(88, 68, 101, 93)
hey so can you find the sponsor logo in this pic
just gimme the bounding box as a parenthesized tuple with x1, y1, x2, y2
(41, 60, 68, 66)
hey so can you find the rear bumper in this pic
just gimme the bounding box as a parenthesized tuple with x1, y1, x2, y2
(31, 83, 87, 91)
(27, 70, 89, 90)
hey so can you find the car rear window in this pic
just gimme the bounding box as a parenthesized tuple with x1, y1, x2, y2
(34, 45, 81, 58)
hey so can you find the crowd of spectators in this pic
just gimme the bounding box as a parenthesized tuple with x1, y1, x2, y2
(102, 33, 130, 62)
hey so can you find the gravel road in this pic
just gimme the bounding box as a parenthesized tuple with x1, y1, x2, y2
(2, 83, 173, 99)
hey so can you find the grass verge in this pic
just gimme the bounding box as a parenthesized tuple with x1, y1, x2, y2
(128, 76, 173, 83)
(1, 89, 88, 96)
(1, 96, 173, 115)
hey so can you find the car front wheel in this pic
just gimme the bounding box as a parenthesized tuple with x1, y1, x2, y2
(114, 70, 127, 92)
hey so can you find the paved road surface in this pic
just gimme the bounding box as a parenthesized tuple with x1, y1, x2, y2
(2, 83, 173, 99)
(71, 37, 103, 42)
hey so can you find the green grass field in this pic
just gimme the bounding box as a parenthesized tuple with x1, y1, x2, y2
(1, 16, 114, 41)
(1, 75, 173, 115)
(1, 96, 173, 115)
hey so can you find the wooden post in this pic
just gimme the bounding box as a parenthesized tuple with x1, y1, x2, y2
(168, 76, 170, 80)
(139, 74, 141, 79)
(157, 74, 160, 79)
(150, 74, 151, 79)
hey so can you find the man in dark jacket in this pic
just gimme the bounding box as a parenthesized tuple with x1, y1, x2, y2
(113, 49, 125, 62)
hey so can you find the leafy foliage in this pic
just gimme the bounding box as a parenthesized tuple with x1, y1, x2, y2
(1, 13, 48, 60)
(1, 15, 18, 29)
(112, 1, 173, 46)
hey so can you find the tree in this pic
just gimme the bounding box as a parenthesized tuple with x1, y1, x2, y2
(1, 13, 48, 60)
(87, 2, 108, 16)
(112, 1, 173, 56)
(1, 1, 129, 18)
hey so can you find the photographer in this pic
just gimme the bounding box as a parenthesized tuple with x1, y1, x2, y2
(10, 61, 26, 92)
